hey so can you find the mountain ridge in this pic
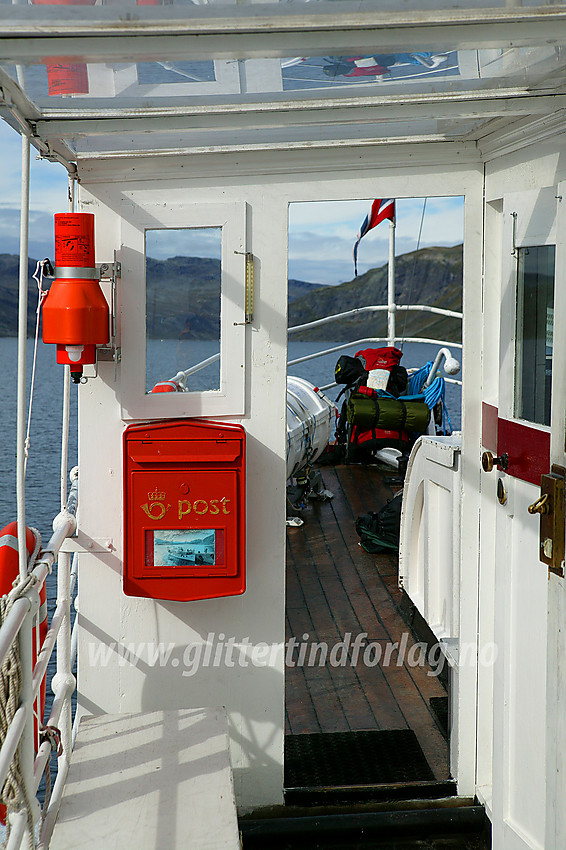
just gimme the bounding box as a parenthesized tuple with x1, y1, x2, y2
(0, 246, 462, 342)
(288, 244, 462, 343)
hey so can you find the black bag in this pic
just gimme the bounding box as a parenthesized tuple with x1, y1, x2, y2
(355, 492, 403, 553)
(386, 364, 408, 397)
(335, 355, 365, 386)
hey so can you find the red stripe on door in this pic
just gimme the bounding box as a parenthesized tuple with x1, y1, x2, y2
(497, 417, 550, 486)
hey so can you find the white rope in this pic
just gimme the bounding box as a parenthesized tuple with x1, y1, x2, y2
(24, 262, 50, 477)
(0, 582, 38, 849)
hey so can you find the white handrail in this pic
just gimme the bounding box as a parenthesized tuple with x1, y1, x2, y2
(0, 473, 79, 847)
(169, 352, 221, 386)
(32, 549, 76, 796)
(17, 134, 30, 583)
(287, 337, 462, 367)
(5, 810, 29, 850)
(37, 758, 70, 850)
(168, 303, 462, 384)
(0, 706, 28, 793)
(175, 337, 463, 382)
(423, 347, 461, 388)
(0, 600, 31, 672)
(288, 303, 462, 336)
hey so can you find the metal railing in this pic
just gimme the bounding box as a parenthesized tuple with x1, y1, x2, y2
(287, 303, 463, 337)
(0, 472, 78, 850)
(168, 303, 463, 390)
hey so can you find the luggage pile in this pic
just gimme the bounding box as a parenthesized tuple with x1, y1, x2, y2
(332, 346, 431, 464)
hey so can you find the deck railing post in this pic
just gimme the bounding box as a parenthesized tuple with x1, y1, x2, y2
(387, 219, 396, 348)
(12, 128, 40, 846)
(52, 549, 74, 766)
(16, 133, 30, 584)
(15, 610, 41, 843)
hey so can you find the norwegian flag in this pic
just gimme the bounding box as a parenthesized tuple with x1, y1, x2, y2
(353, 199, 395, 276)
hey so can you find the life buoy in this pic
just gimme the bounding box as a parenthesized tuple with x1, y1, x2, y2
(151, 381, 182, 393)
(0, 523, 46, 742)
(0, 522, 45, 824)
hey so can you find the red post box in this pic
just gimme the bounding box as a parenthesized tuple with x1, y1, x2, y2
(123, 419, 245, 601)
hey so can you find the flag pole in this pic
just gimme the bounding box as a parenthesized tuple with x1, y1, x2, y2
(387, 218, 396, 347)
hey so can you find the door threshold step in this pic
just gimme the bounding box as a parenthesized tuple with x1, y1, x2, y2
(240, 802, 489, 848)
(284, 780, 457, 806)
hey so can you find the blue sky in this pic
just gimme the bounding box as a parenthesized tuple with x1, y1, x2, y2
(289, 197, 464, 284)
(0, 121, 69, 261)
(0, 119, 464, 285)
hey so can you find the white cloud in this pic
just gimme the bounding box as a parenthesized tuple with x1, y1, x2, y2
(0, 122, 69, 258)
(289, 197, 464, 284)
(0, 121, 464, 280)
(146, 227, 221, 260)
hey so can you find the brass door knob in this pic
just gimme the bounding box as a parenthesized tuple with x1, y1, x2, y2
(528, 493, 550, 515)
(482, 451, 509, 472)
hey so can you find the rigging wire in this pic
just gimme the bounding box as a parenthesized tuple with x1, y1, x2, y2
(24, 261, 50, 476)
(399, 197, 427, 350)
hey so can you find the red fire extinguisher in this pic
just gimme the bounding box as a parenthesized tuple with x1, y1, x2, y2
(42, 213, 110, 383)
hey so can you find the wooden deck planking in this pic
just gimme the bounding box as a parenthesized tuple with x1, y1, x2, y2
(287, 506, 400, 732)
(285, 464, 450, 780)
(324, 466, 450, 777)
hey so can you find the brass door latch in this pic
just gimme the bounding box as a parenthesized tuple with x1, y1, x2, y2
(528, 465, 566, 577)
(482, 451, 508, 472)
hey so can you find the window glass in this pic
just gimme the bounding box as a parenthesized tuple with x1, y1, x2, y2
(514, 245, 555, 426)
(145, 228, 221, 393)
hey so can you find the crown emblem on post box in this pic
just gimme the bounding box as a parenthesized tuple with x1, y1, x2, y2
(148, 488, 166, 502)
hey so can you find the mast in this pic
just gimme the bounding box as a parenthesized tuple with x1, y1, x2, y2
(387, 218, 396, 347)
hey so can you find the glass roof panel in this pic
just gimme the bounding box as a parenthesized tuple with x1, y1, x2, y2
(0, 0, 562, 8)
(2, 2, 566, 155)
(2, 46, 565, 109)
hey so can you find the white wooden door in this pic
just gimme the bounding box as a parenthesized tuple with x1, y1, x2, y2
(544, 181, 566, 850)
(487, 188, 558, 850)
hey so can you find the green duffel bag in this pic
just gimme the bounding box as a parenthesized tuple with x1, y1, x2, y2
(346, 393, 430, 433)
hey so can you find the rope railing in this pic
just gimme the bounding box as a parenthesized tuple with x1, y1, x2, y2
(0, 472, 79, 849)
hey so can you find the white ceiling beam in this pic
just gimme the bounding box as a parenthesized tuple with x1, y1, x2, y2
(1, 5, 566, 62)
(0, 66, 76, 168)
(477, 111, 566, 159)
(33, 93, 566, 139)
(72, 133, 477, 161)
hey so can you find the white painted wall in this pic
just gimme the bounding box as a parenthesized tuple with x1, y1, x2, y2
(481, 138, 566, 849)
(73, 144, 483, 810)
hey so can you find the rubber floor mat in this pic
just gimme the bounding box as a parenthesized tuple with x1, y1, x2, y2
(285, 729, 435, 788)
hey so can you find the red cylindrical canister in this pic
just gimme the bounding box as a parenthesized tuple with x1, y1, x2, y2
(32, 0, 96, 5)
(32, 0, 96, 94)
(42, 282, 110, 345)
(43, 213, 110, 369)
(45, 61, 89, 97)
(54, 212, 96, 268)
